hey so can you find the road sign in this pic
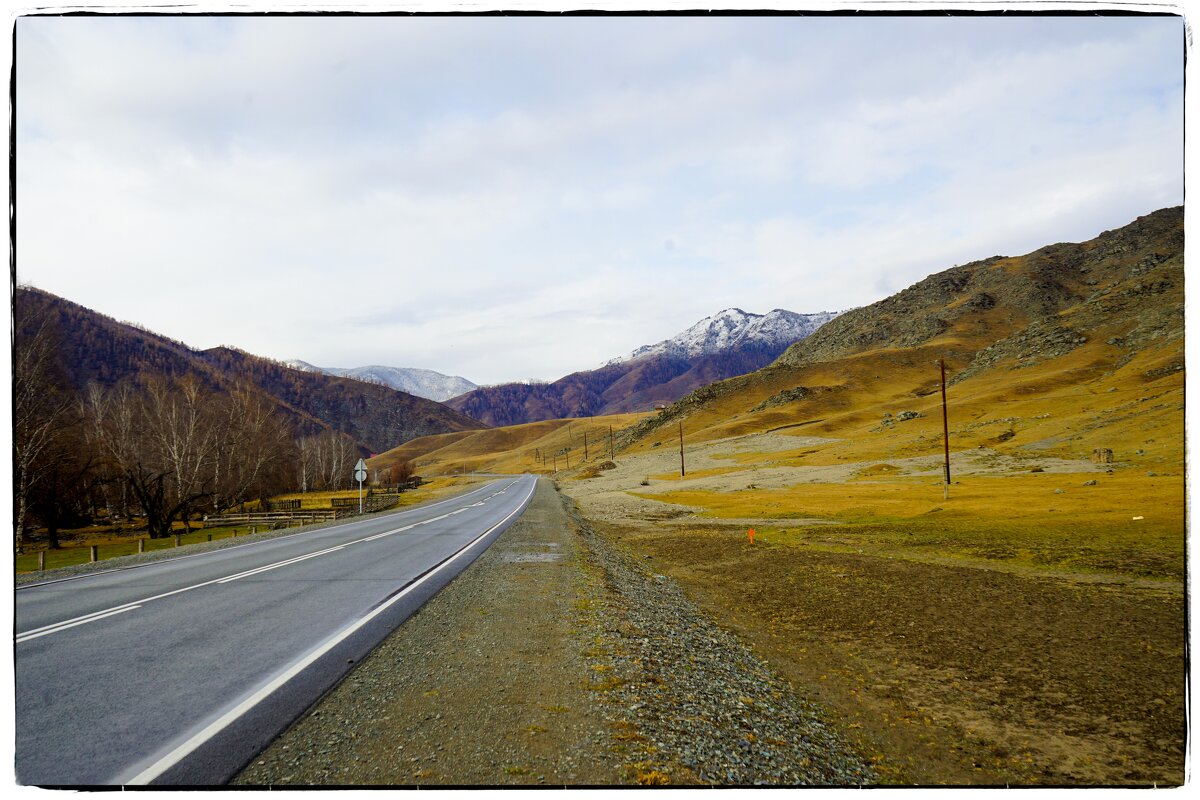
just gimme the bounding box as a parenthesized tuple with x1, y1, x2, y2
(355, 458, 367, 515)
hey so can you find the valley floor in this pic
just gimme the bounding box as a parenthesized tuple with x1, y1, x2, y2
(236, 429, 1185, 786)
(563, 433, 1186, 786)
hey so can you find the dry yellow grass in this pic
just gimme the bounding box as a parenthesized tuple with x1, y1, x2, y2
(368, 412, 651, 477)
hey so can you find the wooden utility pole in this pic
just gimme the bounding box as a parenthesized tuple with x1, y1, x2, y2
(679, 421, 686, 478)
(609, 426, 614, 461)
(583, 431, 588, 461)
(940, 357, 951, 500)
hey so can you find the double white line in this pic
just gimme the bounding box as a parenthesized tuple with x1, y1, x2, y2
(17, 605, 143, 644)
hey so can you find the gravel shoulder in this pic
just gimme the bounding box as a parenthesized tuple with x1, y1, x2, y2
(233, 477, 871, 786)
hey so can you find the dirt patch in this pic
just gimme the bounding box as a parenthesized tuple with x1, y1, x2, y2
(596, 523, 1185, 786)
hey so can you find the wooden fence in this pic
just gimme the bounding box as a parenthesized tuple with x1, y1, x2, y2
(204, 493, 402, 529)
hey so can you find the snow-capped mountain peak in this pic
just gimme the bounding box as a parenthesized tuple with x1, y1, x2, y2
(611, 307, 842, 364)
(284, 361, 477, 403)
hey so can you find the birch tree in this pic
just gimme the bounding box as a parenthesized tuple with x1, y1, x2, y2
(13, 312, 72, 553)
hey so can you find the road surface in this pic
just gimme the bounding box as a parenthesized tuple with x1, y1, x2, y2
(14, 474, 537, 786)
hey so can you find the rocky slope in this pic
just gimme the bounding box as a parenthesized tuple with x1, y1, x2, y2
(624, 206, 1183, 448)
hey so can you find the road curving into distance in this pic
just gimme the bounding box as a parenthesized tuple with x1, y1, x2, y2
(14, 474, 538, 786)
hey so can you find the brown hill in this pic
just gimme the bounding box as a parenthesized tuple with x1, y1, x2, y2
(368, 412, 651, 477)
(446, 341, 805, 428)
(13, 287, 485, 454)
(392, 206, 1183, 478)
(618, 205, 1183, 458)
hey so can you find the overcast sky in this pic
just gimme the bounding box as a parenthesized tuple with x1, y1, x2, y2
(15, 12, 1184, 385)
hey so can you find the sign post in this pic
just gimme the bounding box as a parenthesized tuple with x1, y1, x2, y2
(354, 458, 367, 514)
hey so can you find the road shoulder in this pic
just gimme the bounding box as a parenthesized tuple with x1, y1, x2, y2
(234, 477, 871, 786)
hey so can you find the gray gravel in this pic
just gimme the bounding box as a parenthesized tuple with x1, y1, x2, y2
(565, 498, 875, 786)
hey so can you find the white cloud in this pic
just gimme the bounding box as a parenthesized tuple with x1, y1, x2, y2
(15, 15, 1184, 385)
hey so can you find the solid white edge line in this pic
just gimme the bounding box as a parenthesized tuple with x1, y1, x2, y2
(122, 477, 537, 786)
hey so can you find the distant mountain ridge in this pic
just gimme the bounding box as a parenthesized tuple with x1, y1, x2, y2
(446, 306, 839, 427)
(611, 308, 842, 364)
(14, 288, 484, 454)
(285, 360, 477, 403)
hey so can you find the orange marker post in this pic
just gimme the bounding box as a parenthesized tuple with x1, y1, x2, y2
(748, 528, 756, 544)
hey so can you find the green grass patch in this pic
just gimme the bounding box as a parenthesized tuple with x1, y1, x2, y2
(15, 525, 255, 574)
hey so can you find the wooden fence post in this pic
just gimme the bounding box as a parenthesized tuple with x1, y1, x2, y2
(38, 551, 45, 571)
(174, 534, 181, 547)
(90, 545, 98, 562)
(138, 538, 145, 553)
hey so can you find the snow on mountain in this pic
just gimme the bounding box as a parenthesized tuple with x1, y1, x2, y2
(284, 361, 477, 403)
(610, 308, 843, 365)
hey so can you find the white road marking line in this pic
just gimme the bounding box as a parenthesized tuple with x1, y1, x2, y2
(16, 606, 142, 644)
(216, 546, 346, 584)
(362, 523, 420, 542)
(123, 477, 537, 786)
(14, 480, 522, 644)
(15, 480, 507, 591)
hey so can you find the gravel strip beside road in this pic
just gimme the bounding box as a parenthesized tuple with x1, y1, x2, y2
(233, 478, 872, 786)
(234, 476, 622, 786)
(566, 499, 874, 786)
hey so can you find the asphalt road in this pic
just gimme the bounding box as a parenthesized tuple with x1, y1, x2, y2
(14, 474, 537, 786)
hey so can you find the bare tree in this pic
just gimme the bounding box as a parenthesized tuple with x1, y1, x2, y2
(297, 430, 359, 491)
(385, 460, 414, 487)
(210, 383, 293, 513)
(13, 311, 73, 553)
(86, 378, 221, 538)
(143, 376, 218, 533)
(28, 407, 97, 550)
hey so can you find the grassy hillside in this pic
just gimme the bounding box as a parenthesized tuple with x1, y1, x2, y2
(368, 412, 652, 477)
(616, 206, 1183, 469)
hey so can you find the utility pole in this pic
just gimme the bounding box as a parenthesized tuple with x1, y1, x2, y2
(679, 421, 686, 478)
(940, 357, 951, 500)
(583, 431, 588, 461)
(609, 425, 614, 461)
(553, 453, 557, 473)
